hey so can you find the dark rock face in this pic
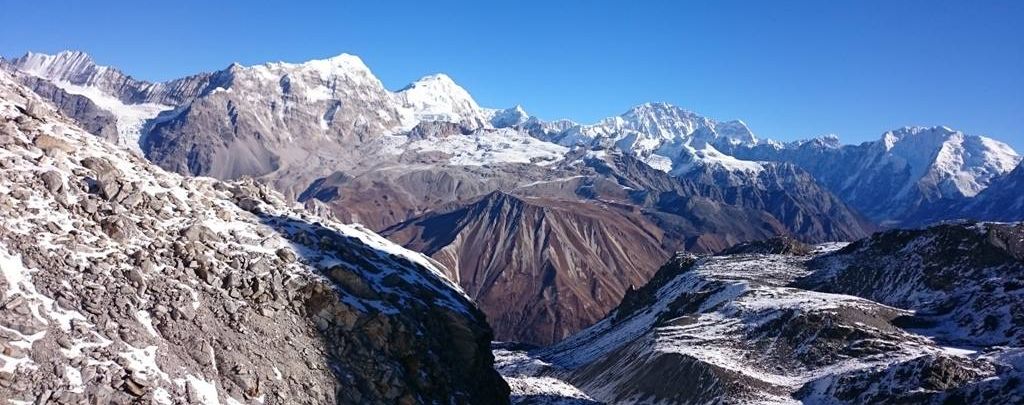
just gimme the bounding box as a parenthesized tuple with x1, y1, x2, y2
(718, 236, 812, 256)
(141, 95, 282, 179)
(10, 75, 119, 142)
(678, 162, 875, 242)
(583, 152, 873, 245)
(612, 254, 698, 323)
(0, 73, 508, 404)
(384, 191, 674, 345)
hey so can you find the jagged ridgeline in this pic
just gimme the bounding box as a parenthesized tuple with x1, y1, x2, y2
(0, 72, 509, 404)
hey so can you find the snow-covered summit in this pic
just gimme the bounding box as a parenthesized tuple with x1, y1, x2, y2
(612, 102, 758, 146)
(671, 143, 765, 176)
(535, 102, 764, 174)
(871, 125, 1020, 198)
(725, 125, 1022, 224)
(241, 53, 380, 86)
(396, 73, 492, 128)
(486, 104, 531, 128)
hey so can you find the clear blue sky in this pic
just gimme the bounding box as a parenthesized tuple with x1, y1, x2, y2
(2, 0, 1023, 150)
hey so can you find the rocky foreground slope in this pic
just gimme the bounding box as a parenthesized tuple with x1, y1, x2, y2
(0, 73, 508, 403)
(497, 226, 1024, 404)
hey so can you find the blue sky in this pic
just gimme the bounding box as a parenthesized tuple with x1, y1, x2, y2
(2, 0, 1023, 149)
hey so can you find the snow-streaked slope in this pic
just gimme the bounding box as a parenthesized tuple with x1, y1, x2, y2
(959, 162, 1024, 220)
(800, 222, 1024, 347)
(41, 81, 171, 153)
(671, 143, 765, 176)
(9, 51, 174, 152)
(403, 127, 568, 166)
(499, 235, 1024, 403)
(494, 344, 597, 404)
(0, 71, 508, 403)
(10, 51, 109, 84)
(876, 126, 1019, 199)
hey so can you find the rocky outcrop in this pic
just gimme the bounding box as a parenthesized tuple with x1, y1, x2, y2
(8, 74, 119, 142)
(497, 224, 1024, 403)
(799, 222, 1024, 346)
(718, 236, 812, 256)
(0, 72, 508, 404)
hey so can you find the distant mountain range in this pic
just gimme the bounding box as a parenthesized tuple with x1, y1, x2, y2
(2, 50, 1023, 404)
(3, 50, 1021, 345)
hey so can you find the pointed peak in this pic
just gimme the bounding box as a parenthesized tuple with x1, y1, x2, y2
(317, 53, 369, 69)
(400, 73, 468, 93)
(788, 134, 841, 149)
(814, 134, 842, 147)
(417, 73, 457, 84)
(620, 102, 702, 122)
(396, 71, 485, 127)
(294, 52, 372, 74)
(489, 105, 531, 128)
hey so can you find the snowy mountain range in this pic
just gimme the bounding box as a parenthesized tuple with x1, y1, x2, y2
(2, 48, 1024, 404)
(2, 50, 1021, 346)
(5, 51, 1018, 224)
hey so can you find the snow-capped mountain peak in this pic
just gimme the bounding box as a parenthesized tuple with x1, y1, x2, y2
(604, 102, 759, 147)
(396, 73, 493, 128)
(240, 53, 383, 90)
(873, 126, 1020, 198)
(535, 102, 763, 174)
(615, 102, 704, 138)
(714, 119, 758, 145)
(487, 104, 531, 128)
